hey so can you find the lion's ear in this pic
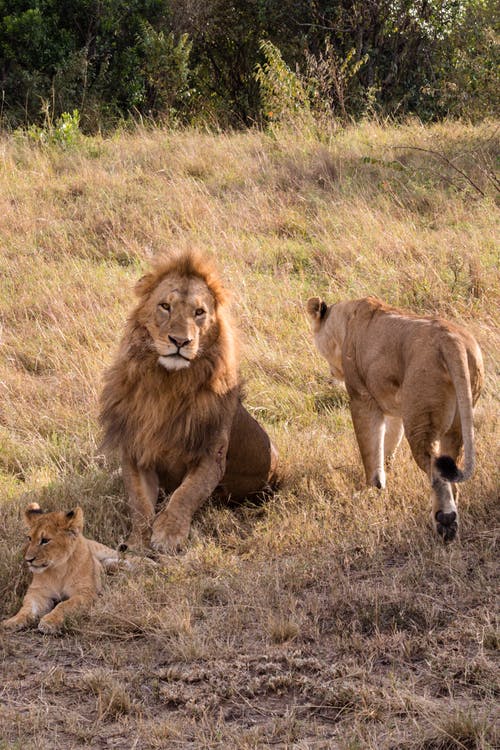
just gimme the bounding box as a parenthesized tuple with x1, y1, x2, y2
(24, 502, 43, 527)
(134, 273, 156, 298)
(306, 297, 328, 321)
(65, 507, 84, 536)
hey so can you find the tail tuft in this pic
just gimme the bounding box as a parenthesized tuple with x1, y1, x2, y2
(435, 455, 464, 482)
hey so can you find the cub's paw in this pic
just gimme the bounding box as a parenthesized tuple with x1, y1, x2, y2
(435, 510, 458, 542)
(151, 513, 191, 553)
(1, 617, 29, 632)
(38, 615, 63, 635)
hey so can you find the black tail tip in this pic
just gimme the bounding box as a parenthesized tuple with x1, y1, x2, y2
(435, 455, 462, 482)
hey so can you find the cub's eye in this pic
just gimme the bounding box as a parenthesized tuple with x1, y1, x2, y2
(40, 538, 50, 545)
(195, 308, 206, 317)
(159, 302, 171, 312)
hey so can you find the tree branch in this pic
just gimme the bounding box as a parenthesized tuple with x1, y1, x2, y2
(391, 145, 486, 197)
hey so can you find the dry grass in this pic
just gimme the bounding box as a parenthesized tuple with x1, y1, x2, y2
(0, 119, 499, 749)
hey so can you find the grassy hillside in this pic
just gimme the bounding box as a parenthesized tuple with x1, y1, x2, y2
(0, 120, 498, 749)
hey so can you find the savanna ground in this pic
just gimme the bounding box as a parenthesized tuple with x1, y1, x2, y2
(0, 120, 499, 749)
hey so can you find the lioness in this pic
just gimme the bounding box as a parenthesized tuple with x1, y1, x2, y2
(1, 503, 123, 633)
(99, 250, 278, 553)
(307, 295, 484, 540)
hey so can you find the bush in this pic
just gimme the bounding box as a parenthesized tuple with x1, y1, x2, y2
(25, 108, 82, 148)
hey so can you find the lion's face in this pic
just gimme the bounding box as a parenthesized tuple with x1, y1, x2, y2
(140, 273, 218, 372)
(23, 504, 83, 573)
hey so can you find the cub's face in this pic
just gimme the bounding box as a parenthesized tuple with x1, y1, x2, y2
(141, 274, 218, 371)
(23, 506, 83, 573)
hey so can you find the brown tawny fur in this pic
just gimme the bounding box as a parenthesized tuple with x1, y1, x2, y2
(99, 250, 278, 552)
(1, 503, 124, 634)
(306, 295, 484, 541)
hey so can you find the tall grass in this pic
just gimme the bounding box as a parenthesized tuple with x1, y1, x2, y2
(0, 120, 498, 749)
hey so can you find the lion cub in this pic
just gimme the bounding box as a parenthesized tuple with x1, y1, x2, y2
(307, 295, 484, 541)
(1, 503, 125, 634)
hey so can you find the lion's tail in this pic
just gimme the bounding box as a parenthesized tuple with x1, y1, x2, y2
(434, 336, 475, 483)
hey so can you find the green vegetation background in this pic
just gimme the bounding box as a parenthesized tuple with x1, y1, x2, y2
(0, 0, 498, 131)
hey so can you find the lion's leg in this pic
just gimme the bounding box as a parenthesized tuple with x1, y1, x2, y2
(221, 404, 278, 497)
(122, 452, 159, 550)
(1, 591, 53, 631)
(403, 395, 458, 542)
(432, 417, 463, 541)
(151, 449, 226, 552)
(440, 418, 463, 501)
(430, 472, 459, 542)
(384, 416, 404, 464)
(38, 591, 96, 634)
(349, 396, 386, 489)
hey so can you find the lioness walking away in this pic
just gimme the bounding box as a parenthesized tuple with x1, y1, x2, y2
(307, 296, 483, 541)
(100, 251, 278, 553)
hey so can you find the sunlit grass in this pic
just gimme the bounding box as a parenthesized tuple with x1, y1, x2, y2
(0, 119, 498, 749)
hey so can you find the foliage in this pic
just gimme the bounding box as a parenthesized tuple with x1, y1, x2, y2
(139, 22, 192, 119)
(254, 40, 309, 123)
(303, 43, 369, 123)
(25, 108, 82, 148)
(255, 39, 370, 125)
(420, 1, 499, 119)
(0, 0, 497, 130)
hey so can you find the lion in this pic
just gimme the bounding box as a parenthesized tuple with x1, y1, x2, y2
(306, 295, 484, 541)
(1, 503, 125, 634)
(99, 250, 278, 553)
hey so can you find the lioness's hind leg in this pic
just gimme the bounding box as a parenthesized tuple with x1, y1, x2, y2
(439, 420, 463, 501)
(350, 396, 386, 489)
(403, 394, 459, 542)
(384, 416, 404, 464)
(431, 475, 458, 542)
(432, 422, 463, 542)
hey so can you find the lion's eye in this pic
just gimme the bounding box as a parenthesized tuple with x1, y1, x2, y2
(40, 538, 50, 545)
(195, 308, 206, 317)
(159, 302, 171, 312)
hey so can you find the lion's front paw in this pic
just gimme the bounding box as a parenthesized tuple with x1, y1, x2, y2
(151, 512, 191, 553)
(123, 525, 154, 554)
(434, 510, 458, 542)
(1, 616, 29, 632)
(38, 614, 63, 635)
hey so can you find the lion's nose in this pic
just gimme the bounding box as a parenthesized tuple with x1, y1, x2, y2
(25, 555, 36, 563)
(168, 335, 191, 349)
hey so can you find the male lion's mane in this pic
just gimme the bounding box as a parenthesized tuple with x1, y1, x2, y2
(99, 251, 240, 468)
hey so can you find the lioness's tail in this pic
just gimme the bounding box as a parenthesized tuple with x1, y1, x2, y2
(434, 337, 476, 483)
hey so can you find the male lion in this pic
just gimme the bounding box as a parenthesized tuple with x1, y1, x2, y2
(1, 503, 124, 634)
(99, 251, 278, 553)
(306, 295, 483, 541)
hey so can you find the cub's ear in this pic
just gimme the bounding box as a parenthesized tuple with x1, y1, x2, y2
(24, 502, 43, 527)
(134, 273, 156, 298)
(306, 297, 328, 321)
(65, 507, 84, 536)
